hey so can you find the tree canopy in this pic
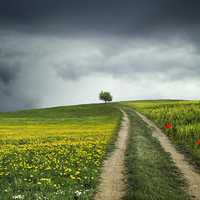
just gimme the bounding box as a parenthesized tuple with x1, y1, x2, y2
(99, 91, 112, 103)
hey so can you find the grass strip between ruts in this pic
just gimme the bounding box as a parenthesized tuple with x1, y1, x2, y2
(123, 108, 190, 200)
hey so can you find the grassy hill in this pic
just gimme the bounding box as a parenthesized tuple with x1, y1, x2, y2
(0, 104, 121, 200)
(1, 100, 200, 200)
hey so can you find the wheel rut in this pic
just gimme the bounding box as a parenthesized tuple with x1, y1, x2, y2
(94, 110, 129, 200)
(136, 111, 200, 200)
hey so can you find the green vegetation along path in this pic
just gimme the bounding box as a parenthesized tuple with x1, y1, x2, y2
(123, 108, 191, 200)
(135, 110, 200, 200)
(94, 110, 129, 200)
(94, 107, 196, 200)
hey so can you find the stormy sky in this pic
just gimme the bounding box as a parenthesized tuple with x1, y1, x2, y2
(1, 0, 200, 111)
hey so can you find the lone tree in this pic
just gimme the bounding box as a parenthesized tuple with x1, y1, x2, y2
(99, 91, 113, 103)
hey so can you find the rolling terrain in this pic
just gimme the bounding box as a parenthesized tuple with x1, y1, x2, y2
(0, 104, 121, 199)
(1, 100, 200, 200)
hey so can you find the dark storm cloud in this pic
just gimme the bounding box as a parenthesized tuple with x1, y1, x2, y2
(159, 0, 200, 24)
(0, 48, 40, 111)
(0, 46, 24, 92)
(1, 0, 200, 38)
(0, 0, 200, 111)
(0, 62, 19, 85)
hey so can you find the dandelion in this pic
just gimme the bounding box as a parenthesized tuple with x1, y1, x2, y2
(40, 178, 51, 183)
(70, 175, 75, 180)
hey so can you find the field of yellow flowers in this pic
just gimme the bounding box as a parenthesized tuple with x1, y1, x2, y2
(124, 100, 200, 170)
(0, 104, 121, 200)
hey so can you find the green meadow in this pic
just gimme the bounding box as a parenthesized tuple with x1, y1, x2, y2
(0, 104, 121, 200)
(1, 100, 200, 200)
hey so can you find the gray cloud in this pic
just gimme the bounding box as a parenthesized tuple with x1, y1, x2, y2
(0, 60, 22, 105)
(0, 44, 41, 111)
(0, 32, 200, 111)
(0, 63, 19, 85)
(1, 1, 200, 111)
(54, 38, 200, 82)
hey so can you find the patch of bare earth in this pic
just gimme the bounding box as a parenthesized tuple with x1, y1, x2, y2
(94, 110, 129, 200)
(136, 111, 200, 200)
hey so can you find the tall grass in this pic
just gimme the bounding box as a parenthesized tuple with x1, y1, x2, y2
(124, 100, 200, 169)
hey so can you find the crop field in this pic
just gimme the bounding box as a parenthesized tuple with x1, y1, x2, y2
(0, 104, 121, 200)
(124, 100, 200, 169)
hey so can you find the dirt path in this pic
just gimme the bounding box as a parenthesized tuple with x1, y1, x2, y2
(136, 111, 200, 200)
(94, 110, 129, 200)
